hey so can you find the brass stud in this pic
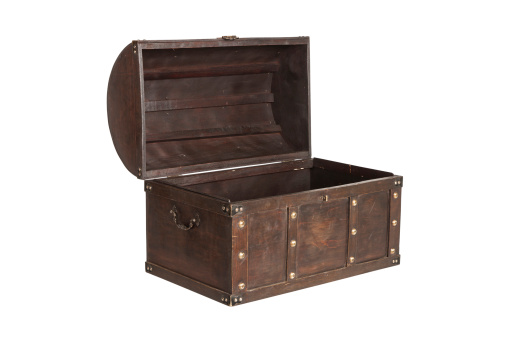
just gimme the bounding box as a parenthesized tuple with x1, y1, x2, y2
(398, 180, 401, 185)
(235, 207, 239, 212)
(240, 207, 243, 212)
(146, 185, 152, 191)
(239, 297, 243, 302)
(289, 272, 296, 279)
(221, 297, 224, 301)
(222, 206, 226, 211)
(291, 212, 297, 219)
(238, 251, 245, 259)
(392, 220, 398, 226)
(349, 257, 355, 263)
(390, 248, 396, 254)
(393, 192, 399, 199)
(290, 240, 297, 247)
(351, 228, 357, 236)
(238, 220, 245, 228)
(352, 199, 357, 206)
(238, 282, 245, 290)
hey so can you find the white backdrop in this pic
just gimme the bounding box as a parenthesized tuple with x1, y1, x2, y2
(1, 1, 506, 337)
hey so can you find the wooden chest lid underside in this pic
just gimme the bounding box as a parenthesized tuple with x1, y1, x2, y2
(107, 37, 311, 179)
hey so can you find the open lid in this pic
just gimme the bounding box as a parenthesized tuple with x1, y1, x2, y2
(107, 37, 311, 179)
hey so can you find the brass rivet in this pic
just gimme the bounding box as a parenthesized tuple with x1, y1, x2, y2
(289, 272, 295, 279)
(291, 212, 297, 219)
(351, 228, 357, 235)
(225, 298, 228, 302)
(392, 220, 398, 226)
(238, 251, 245, 259)
(239, 297, 242, 302)
(393, 192, 399, 199)
(234, 298, 238, 302)
(349, 257, 355, 263)
(238, 282, 245, 290)
(394, 181, 398, 186)
(146, 185, 152, 191)
(290, 240, 297, 247)
(398, 180, 401, 185)
(352, 199, 357, 206)
(240, 207, 243, 212)
(238, 220, 245, 228)
(390, 248, 396, 254)
(235, 207, 239, 212)
(222, 206, 226, 211)
(221, 297, 224, 301)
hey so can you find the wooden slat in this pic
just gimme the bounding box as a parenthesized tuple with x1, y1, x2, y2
(159, 159, 313, 187)
(144, 62, 280, 80)
(145, 103, 275, 134)
(146, 133, 297, 170)
(145, 93, 274, 112)
(144, 73, 272, 101)
(146, 124, 281, 142)
(145, 151, 310, 179)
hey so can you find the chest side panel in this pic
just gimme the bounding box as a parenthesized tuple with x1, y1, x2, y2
(146, 192, 232, 292)
(247, 209, 288, 289)
(354, 191, 389, 263)
(296, 198, 349, 277)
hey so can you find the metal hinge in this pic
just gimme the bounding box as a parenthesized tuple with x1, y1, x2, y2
(221, 35, 238, 40)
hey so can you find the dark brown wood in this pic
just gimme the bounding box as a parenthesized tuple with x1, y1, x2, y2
(246, 209, 287, 289)
(146, 255, 400, 306)
(161, 159, 313, 186)
(296, 198, 349, 277)
(146, 189, 233, 293)
(108, 37, 404, 306)
(146, 125, 282, 143)
(107, 43, 141, 176)
(108, 37, 311, 179)
(355, 191, 389, 263)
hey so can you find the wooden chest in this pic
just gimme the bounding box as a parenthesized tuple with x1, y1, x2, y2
(107, 36, 403, 306)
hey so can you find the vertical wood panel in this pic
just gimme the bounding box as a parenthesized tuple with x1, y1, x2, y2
(296, 198, 349, 277)
(247, 209, 287, 289)
(355, 191, 389, 264)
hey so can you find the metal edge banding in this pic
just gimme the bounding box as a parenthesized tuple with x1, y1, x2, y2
(232, 215, 248, 294)
(388, 186, 402, 258)
(348, 196, 359, 266)
(288, 206, 298, 281)
(138, 41, 147, 178)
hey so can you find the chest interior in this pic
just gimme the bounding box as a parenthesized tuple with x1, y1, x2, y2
(142, 43, 310, 174)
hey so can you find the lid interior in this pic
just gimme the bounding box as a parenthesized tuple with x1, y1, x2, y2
(141, 40, 310, 177)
